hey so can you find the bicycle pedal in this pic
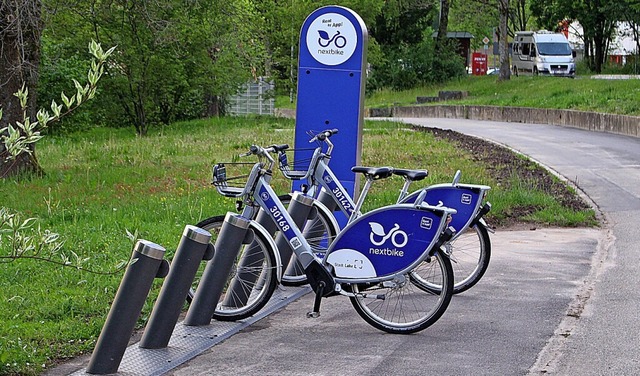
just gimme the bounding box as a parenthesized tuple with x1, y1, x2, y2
(306, 311, 321, 318)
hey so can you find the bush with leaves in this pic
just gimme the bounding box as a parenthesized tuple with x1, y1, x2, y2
(367, 31, 466, 92)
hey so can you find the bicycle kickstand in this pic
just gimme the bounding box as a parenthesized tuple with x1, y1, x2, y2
(306, 281, 325, 318)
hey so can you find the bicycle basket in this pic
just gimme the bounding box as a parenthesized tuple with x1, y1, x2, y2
(277, 147, 318, 180)
(212, 162, 261, 197)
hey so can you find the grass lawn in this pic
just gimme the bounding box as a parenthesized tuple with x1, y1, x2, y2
(0, 116, 595, 375)
(276, 75, 640, 116)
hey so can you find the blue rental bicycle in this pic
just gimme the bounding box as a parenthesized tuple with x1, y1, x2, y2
(189, 144, 457, 334)
(270, 129, 493, 294)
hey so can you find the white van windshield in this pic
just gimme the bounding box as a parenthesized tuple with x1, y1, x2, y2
(537, 42, 572, 56)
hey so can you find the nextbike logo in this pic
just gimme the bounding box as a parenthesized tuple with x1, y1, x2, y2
(261, 192, 270, 201)
(306, 12, 357, 66)
(368, 222, 407, 257)
(323, 174, 333, 184)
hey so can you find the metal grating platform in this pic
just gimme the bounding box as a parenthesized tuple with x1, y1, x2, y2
(72, 285, 310, 376)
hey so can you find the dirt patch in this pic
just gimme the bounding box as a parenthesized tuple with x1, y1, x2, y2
(412, 125, 592, 228)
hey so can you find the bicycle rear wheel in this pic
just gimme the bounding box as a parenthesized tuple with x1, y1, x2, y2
(188, 216, 279, 321)
(349, 250, 454, 334)
(412, 223, 491, 294)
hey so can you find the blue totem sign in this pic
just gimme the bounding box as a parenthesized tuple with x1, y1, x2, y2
(294, 6, 368, 221)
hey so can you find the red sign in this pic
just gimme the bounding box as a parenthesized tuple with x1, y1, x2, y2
(471, 52, 487, 76)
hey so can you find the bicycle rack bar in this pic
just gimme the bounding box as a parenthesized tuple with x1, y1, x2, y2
(86, 240, 168, 375)
(285, 196, 322, 276)
(221, 215, 270, 308)
(217, 206, 280, 306)
(275, 192, 315, 269)
(139, 225, 213, 349)
(184, 213, 252, 326)
(317, 189, 338, 212)
(255, 206, 279, 234)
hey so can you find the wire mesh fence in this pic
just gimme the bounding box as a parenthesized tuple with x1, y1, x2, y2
(227, 78, 275, 116)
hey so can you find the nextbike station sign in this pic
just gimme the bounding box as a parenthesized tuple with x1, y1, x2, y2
(305, 13, 357, 66)
(294, 6, 367, 216)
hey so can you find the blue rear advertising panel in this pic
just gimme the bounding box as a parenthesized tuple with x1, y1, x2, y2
(404, 185, 484, 233)
(325, 207, 444, 279)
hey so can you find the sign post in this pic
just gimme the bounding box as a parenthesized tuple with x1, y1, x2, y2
(294, 6, 368, 221)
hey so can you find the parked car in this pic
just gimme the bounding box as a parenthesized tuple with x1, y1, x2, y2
(511, 30, 576, 78)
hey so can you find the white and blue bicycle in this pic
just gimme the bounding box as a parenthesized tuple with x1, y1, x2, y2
(191, 144, 457, 334)
(270, 129, 493, 294)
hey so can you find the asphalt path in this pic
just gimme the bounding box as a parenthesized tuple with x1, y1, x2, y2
(400, 118, 640, 375)
(165, 118, 638, 376)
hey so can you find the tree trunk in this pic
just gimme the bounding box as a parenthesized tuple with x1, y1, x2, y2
(510, 0, 528, 32)
(498, 0, 511, 81)
(0, 0, 43, 178)
(204, 94, 225, 117)
(435, 0, 450, 54)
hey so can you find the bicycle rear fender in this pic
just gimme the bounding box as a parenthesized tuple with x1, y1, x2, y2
(403, 184, 489, 237)
(324, 205, 448, 280)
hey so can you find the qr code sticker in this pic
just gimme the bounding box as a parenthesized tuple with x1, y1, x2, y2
(290, 237, 302, 249)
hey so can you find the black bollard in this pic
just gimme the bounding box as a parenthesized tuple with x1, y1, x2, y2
(221, 226, 268, 309)
(86, 240, 168, 375)
(317, 189, 338, 213)
(139, 225, 213, 349)
(183, 213, 251, 326)
(275, 192, 315, 269)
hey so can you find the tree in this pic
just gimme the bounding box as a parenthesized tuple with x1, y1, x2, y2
(449, 0, 498, 51)
(44, 0, 268, 135)
(510, 0, 532, 33)
(462, 0, 511, 80)
(0, 0, 43, 177)
(622, 3, 640, 73)
(435, 0, 451, 54)
(531, 0, 629, 73)
(497, 0, 511, 80)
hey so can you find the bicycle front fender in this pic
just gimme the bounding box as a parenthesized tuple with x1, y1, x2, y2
(249, 220, 283, 283)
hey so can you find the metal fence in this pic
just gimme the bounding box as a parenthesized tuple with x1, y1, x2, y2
(227, 79, 275, 116)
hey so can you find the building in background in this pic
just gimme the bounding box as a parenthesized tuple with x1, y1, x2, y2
(568, 21, 639, 66)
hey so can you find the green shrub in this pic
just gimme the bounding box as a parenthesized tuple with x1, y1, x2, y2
(368, 32, 466, 92)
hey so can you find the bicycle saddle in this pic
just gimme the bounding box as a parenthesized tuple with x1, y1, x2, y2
(393, 168, 428, 181)
(351, 166, 394, 180)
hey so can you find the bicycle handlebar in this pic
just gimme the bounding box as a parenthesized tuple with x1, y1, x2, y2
(240, 145, 277, 171)
(309, 128, 339, 143)
(307, 128, 338, 157)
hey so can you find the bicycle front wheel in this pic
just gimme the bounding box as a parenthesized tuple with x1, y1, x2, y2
(188, 215, 279, 321)
(412, 223, 491, 294)
(349, 250, 454, 334)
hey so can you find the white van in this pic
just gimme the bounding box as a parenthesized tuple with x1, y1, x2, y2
(511, 31, 576, 78)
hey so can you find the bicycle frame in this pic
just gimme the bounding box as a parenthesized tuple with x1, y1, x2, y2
(278, 131, 491, 236)
(278, 134, 362, 223)
(220, 149, 456, 289)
